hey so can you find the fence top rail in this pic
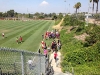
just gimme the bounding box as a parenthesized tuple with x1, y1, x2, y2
(0, 47, 45, 56)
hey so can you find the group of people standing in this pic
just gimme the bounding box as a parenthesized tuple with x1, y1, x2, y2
(16, 36, 23, 44)
(42, 29, 60, 40)
(51, 39, 61, 63)
(51, 39, 61, 52)
(41, 30, 61, 63)
(2, 32, 23, 44)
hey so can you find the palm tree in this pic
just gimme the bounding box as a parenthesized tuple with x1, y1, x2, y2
(74, 2, 81, 15)
(94, 0, 99, 13)
(90, 0, 99, 14)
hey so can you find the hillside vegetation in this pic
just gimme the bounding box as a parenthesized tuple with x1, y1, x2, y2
(60, 15, 100, 75)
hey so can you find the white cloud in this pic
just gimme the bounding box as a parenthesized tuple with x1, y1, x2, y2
(40, 1, 49, 6)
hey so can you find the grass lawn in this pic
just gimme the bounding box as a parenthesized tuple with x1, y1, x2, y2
(0, 20, 55, 74)
(0, 20, 54, 52)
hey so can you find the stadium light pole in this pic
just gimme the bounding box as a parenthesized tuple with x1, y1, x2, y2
(64, 0, 67, 16)
(69, 4, 70, 14)
(27, 8, 28, 14)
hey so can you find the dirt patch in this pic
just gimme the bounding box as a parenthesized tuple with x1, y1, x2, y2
(65, 26, 89, 41)
(52, 19, 63, 31)
(1, 30, 10, 33)
(74, 33, 89, 41)
(65, 26, 74, 34)
(86, 18, 100, 25)
(65, 26, 78, 34)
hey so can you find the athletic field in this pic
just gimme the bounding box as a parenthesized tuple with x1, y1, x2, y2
(0, 20, 54, 52)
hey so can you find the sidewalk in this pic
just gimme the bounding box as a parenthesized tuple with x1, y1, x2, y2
(49, 18, 72, 75)
(49, 51, 72, 75)
(50, 51, 62, 73)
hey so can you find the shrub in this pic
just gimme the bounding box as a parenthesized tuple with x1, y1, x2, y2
(84, 25, 100, 46)
(61, 16, 100, 75)
(61, 44, 100, 74)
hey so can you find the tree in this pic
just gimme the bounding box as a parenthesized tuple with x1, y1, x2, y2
(14, 12, 18, 18)
(33, 12, 40, 19)
(28, 13, 31, 18)
(52, 15, 57, 20)
(58, 13, 63, 19)
(44, 13, 48, 18)
(7, 10, 15, 17)
(2, 12, 7, 17)
(52, 13, 56, 17)
(90, 0, 99, 14)
(74, 2, 81, 16)
(51, 13, 57, 20)
(48, 13, 52, 17)
(39, 15, 44, 19)
(40, 12, 44, 16)
(0, 12, 3, 18)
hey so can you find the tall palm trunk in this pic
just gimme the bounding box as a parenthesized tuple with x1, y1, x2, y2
(92, 1, 94, 14)
(76, 8, 77, 14)
(76, 8, 77, 17)
(96, 2, 98, 13)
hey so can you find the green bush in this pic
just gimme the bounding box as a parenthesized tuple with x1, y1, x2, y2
(75, 23, 85, 33)
(60, 25, 100, 75)
(63, 15, 85, 27)
(60, 15, 100, 75)
(55, 19, 61, 25)
(84, 25, 100, 46)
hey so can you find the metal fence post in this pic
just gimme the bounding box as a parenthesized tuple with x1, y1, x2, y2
(0, 68, 2, 75)
(39, 54, 41, 75)
(0, 48, 47, 75)
(21, 52, 24, 75)
(72, 67, 74, 75)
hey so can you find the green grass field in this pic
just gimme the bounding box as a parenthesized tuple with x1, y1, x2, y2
(0, 20, 54, 52)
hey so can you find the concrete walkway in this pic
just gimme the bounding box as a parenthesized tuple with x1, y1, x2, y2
(49, 51, 72, 75)
(50, 18, 72, 75)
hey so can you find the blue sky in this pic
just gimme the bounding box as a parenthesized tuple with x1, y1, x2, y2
(0, 0, 100, 14)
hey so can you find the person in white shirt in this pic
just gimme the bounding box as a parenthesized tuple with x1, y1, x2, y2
(2, 33, 5, 38)
(28, 58, 33, 70)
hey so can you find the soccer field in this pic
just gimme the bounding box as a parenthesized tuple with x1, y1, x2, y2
(0, 20, 54, 52)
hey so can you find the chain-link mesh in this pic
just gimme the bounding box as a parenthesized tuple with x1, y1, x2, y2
(0, 47, 46, 75)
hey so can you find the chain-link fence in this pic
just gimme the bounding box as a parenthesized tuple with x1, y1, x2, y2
(0, 47, 48, 75)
